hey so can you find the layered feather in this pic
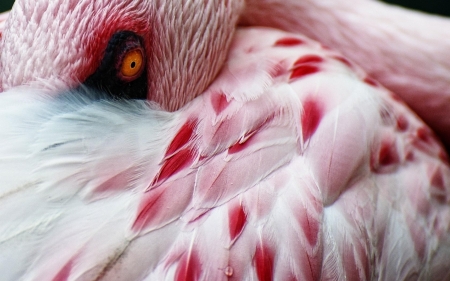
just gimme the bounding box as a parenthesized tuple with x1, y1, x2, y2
(1, 27, 450, 280)
(242, 0, 450, 149)
(0, 11, 7, 35)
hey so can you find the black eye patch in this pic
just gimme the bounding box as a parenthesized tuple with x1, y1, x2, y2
(82, 31, 147, 100)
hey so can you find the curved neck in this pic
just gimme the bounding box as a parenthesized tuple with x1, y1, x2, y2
(242, 0, 450, 147)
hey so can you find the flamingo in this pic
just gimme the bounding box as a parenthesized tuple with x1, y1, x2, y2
(1, 0, 450, 280)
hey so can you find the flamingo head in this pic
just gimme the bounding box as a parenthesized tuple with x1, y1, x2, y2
(0, 0, 244, 110)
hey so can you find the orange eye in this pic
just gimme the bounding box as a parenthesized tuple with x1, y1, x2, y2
(120, 49, 144, 78)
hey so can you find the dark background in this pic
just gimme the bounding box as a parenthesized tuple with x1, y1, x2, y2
(0, 1, 450, 17)
(0, 0, 13, 13)
(383, 0, 450, 16)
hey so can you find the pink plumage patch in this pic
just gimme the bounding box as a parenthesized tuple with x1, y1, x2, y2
(274, 37, 304, 46)
(301, 98, 324, 142)
(211, 93, 230, 115)
(378, 140, 400, 166)
(254, 243, 275, 281)
(417, 127, 432, 143)
(228, 203, 247, 242)
(331, 55, 353, 68)
(293, 55, 324, 66)
(431, 167, 445, 191)
(228, 133, 256, 154)
(371, 137, 400, 172)
(289, 55, 323, 80)
(52, 259, 74, 281)
(175, 250, 202, 281)
(396, 114, 409, 131)
(165, 120, 197, 157)
(342, 242, 370, 281)
(290, 65, 320, 80)
(132, 187, 165, 231)
(152, 147, 196, 186)
(412, 127, 442, 157)
(429, 166, 447, 203)
(363, 77, 379, 87)
(297, 207, 320, 247)
(133, 175, 194, 232)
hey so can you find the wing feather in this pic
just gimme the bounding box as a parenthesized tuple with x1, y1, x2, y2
(1, 27, 450, 280)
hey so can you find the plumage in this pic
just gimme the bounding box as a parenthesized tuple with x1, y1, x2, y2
(0, 0, 244, 109)
(243, 0, 450, 148)
(0, 11, 7, 38)
(2, 0, 450, 280)
(2, 26, 450, 280)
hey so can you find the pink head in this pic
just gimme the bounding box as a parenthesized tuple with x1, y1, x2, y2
(0, 0, 244, 110)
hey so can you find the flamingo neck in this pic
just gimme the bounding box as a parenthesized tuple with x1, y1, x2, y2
(241, 0, 450, 147)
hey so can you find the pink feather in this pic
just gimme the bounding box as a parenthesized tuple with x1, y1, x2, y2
(1, 1, 450, 280)
(1, 27, 450, 280)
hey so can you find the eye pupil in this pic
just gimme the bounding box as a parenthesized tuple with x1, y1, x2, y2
(120, 49, 144, 78)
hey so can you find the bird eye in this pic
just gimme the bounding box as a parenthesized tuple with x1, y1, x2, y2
(83, 31, 148, 100)
(120, 48, 145, 80)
